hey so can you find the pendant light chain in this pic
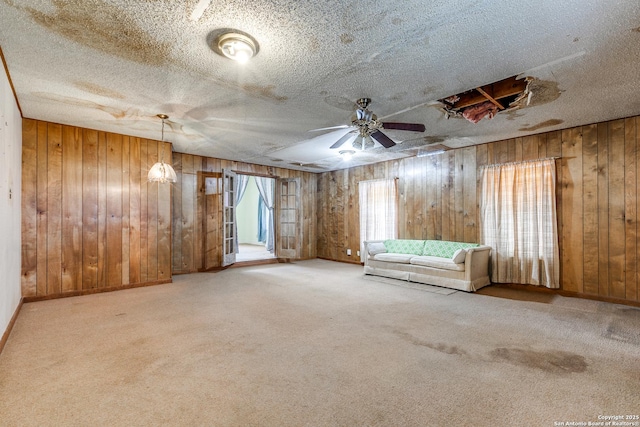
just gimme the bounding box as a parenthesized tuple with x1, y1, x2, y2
(160, 118, 166, 162)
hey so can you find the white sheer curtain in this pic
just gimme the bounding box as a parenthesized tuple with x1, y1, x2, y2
(480, 158, 559, 288)
(359, 179, 398, 260)
(255, 177, 275, 252)
(233, 175, 250, 254)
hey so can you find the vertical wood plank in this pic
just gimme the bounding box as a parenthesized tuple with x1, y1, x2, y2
(486, 141, 495, 164)
(463, 147, 477, 242)
(97, 131, 108, 288)
(433, 155, 442, 240)
(36, 121, 48, 296)
(181, 154, 195, 272)
(146, 141, 159, 281)
(129, 137, 141, 284)
(507, 138, 518, 162)
(521, 135, 538, 161)
(495, 139, 510, 164)
(441, 151, 453, 241)
(596, 123, 610, 296)
(157, 141, 172, 280)
(336, 169, 346, 260)
(21, 119, 38, 297)
(560, 127, 583, 293)
(546, 131, 563, 287)
(139, 139, 149, 282)
(46, 123, 63, 295)
(413, 157, 428, 239)
(454, 150, 464, 241)
(60, 126, 82, 293)
(476, 144, 488, 244)
(397, 160, 406, 239)
(347, 168, 358, 259)
(106, 133, 123, 287)
(624, 117, 637, 301)
(121, 136, 131, 285)
(328, 171, 338, 260)
(608, 120, 626, 299)
(211, 158, 222, 267)
(193, 156, 204, 271)
(425, 155, 437, 239)
(582, 124, 599, 295)
(82, 129, 99, 290)
(171, 153, 183, 273)
(636, 117, 640, 301)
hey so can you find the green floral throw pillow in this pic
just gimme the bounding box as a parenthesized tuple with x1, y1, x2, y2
(383, 239, 425, 255)
(422, 240, 479, 258)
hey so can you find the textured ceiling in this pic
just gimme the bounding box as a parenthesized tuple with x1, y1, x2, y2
(1, 0, 640, 171)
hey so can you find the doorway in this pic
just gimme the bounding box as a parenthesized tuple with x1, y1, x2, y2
(199, 170, 301, 270)
(235, 175, 276, 262)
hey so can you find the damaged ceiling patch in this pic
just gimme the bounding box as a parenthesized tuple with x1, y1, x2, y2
(438, 75, 532, 124)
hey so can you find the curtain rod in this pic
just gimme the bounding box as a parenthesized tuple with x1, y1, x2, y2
(480, 157, 560, 169)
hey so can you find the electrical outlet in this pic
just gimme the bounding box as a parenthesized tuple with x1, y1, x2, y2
(357, 250, 360, 257)
(346, 249, 351, 256)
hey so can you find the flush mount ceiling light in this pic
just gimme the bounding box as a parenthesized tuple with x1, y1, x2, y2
(148, 114, 177, 184)
(210, 29, 259, 63)
(339, 150, 355, 161)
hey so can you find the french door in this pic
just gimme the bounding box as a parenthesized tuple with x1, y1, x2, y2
(276, 178, 301, 259)
(215, 172, 301, 266)
(222, 169, 237, 266)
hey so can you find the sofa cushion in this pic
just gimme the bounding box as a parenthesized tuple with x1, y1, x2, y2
(451, 248, 467, 263)
(422, 240, 480, 258)
(367, 242, 387, 255)
(409, 255, 466, 271)
(372, 253, 415, 264)
(383, 239, 425, 255)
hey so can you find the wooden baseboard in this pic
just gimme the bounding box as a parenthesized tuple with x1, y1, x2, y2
(231, 258, 280, 268)
(489, 283, 640, 308)
(0, 297, 23, 355)
(22, 279, 172, 303)
(316, 257, 362, 265)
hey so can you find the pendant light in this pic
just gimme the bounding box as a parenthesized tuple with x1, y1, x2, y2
(147, 114, 177, 183)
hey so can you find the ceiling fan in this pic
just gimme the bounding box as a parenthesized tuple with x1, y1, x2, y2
(312, 98, 426, 150)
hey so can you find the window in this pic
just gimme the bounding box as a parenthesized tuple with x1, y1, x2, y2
(480, 159, 559, 288)
(359, 179, 398, 257)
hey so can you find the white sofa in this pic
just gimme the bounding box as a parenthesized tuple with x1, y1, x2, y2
(363, 239, 492, 292)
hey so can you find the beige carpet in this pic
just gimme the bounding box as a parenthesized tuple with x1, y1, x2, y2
(1, 259, 639, 426)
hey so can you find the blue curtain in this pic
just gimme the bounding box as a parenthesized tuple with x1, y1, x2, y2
(257, 197, 267, 243)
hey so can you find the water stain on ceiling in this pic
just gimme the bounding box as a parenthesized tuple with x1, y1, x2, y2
(21, 0, 171, 67)
(75, 81, 126, 100)
(240, 84, 288, 102)
(519, 119, 564, 132)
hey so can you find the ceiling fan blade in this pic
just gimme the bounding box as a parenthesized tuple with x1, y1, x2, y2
(330, 132, 356, 149)
(308, 124, 351, 132)
(371, 130, 396, 148)
(382, 122, 426, 132)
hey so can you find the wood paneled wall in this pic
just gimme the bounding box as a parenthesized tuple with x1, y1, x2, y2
(171, 153, 317, 273)
(21, 119, 172, 298)
(317, 116, 640, 304)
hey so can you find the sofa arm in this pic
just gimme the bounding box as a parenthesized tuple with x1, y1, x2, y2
(464, 246, 492, 282)
(362, 240, 386, 264)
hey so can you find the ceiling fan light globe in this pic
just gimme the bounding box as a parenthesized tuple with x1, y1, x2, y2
(339, 150, 355, 161)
